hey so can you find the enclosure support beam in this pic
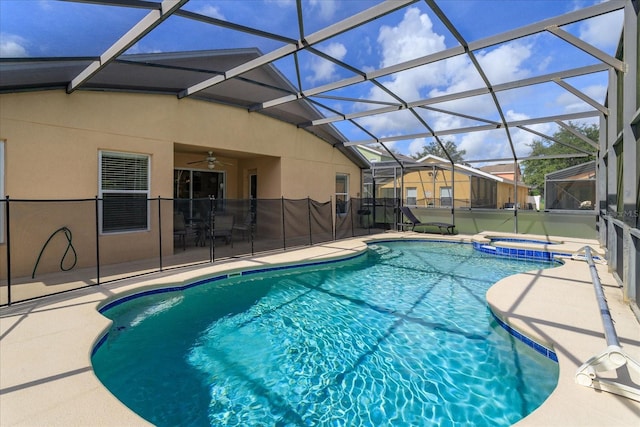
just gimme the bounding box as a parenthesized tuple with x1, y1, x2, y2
(621, 0, 639, 302)
(67, 0, 187, 93)
(179, 0, 416, 98)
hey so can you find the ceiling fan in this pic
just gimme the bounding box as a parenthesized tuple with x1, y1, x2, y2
(187, 151, 230, 170)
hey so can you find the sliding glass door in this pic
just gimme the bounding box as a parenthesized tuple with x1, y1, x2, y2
(174, 169, 225, 220)
(175, 169, 225, 199)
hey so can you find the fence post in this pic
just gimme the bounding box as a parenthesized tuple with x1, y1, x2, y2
(308, 197, 312, 246)
(94, 196, 101, 286)
(250, 197, 255, 256)
(331, 196, 335, 241)
(282, 197, 286, 250)
(158, 196, 163, 272)
(5, 196, 11, 305)
(210, 196, 215, 263)
(350, 198, 355, 237)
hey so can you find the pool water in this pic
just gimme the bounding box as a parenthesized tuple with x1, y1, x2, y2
(92, 242, 559, 426)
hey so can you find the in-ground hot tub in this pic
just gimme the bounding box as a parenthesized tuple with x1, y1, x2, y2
(472, 234, 570, 261)
(489, 237, 557, 245)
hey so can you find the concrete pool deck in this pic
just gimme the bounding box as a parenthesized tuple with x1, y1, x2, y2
(1, 232, 639, 426)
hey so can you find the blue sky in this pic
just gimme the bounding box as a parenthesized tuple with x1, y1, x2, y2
(0, 0, 625, 162)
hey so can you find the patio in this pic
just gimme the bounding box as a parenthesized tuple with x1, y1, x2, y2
(1, 232, 638, 426)
(0, 0, 638, 425)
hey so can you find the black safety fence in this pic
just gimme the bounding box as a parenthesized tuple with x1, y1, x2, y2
(336, 197, 397, 240)
(0, 196, 388, 306)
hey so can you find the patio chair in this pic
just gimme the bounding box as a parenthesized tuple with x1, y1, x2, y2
(211, 214, 234, 246)
(399, 206, 455, 235)
(174, 212, 188, 250)
(232, 211, 253, 242)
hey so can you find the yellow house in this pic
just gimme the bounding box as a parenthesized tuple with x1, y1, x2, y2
(0, 50, 367, 278)
(378, 155, 530, 209)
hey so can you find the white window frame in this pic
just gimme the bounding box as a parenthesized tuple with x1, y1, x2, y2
(336, 173, 349, 215)
(99, 150, 150, 234)
(440, 186, 452, 207)
(406, 187, 417, 206)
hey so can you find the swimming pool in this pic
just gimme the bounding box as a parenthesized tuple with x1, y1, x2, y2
(92, 241, 559, 426)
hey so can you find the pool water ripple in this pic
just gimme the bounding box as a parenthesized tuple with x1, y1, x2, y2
(93, 242, 559, 426)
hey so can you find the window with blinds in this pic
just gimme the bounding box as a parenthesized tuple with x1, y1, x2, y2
(99, 151, 150, 233)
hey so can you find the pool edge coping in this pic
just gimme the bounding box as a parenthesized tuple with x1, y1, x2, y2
(1, 232, 638, 426)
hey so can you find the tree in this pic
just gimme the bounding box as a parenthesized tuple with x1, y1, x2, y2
(521, 122, 598, 196)
(412, 140, 466, 164)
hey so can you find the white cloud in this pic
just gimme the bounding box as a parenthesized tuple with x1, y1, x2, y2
(343, 5, 601, 161)
(579, 9, 623, 50)
(408, 138, 428, 156)
(427, 43, 532, 106)
(476, 43, 532, 85)
(537, 55, 553, 73)
(418, 43, 532, 137)
(504, 110, 554, 158)
(582, 83, 607, 103)
(440, 110, 555, 161)
(410, 42, 535, 158)
(126, 43, 162, 55)
(555, 83, 607, 113)
(356, 6, 536, 150)
(196, 4, 225, 20)
(356, 8, 450, 134)
(306, 42, 347, 84)
(458, 130, 503, 160)
(556, 95, 588, 113)
(309, 0, 337, 21)
(0, 33, 29, 58)
(377, 7, 446, 68)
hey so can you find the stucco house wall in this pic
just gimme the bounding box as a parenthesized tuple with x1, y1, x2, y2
(0, 90, 362, 277)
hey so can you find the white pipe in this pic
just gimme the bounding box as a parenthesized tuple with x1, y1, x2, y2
(583, 246, 620, 348)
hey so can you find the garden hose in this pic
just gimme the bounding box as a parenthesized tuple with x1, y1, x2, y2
(32, 226, 78, 279)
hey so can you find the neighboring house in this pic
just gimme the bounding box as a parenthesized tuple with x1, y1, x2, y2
(356, 145, 417, 199)
(545, 161, 596, 210)
(354, 145, 415, 164)
(355, 145, 392, 163)
(478, 163, 522, 182)
(0, 49, 366, 276)
(378, 155, 529, 209)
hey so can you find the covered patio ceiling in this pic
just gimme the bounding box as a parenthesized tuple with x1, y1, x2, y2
(0, 0, 627, 166)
